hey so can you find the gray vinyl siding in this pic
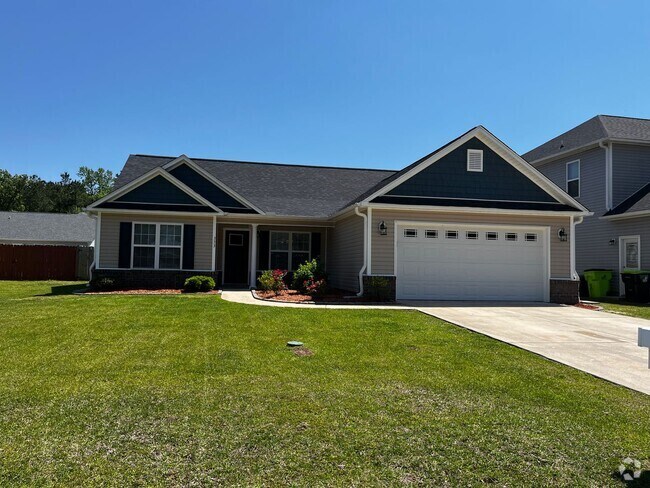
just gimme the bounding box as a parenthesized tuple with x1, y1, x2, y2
(327, 213, 364, 293)
(536, 146, 650, 293)
(612, 144, 650, 207)
(98, 213, 214, 270)
(369, 209, 572, 279)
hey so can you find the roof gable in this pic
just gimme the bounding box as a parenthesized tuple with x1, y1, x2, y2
(115, 175, 205, 205)
(382, 137, 558, 203)
(360, 126, 587, 213)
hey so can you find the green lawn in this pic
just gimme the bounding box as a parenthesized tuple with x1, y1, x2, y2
(1, 281, 649, 486)
(599, 297, 650, 320)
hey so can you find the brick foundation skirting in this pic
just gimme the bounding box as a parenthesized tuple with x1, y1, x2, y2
(92, 269, 221, 290)
(549, 279, 580, 305)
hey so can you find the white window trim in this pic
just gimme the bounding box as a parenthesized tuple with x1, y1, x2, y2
(467, 149, 484, 172)
(269, 231, 311, 271)
(566, 160, 580, 198)
(131, 222, 184, 270)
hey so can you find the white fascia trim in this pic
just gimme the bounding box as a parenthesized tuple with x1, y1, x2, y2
(162, 155, 265, 214)
(366, 202, 592, 217)
(359, 126, 589, 213)
(601, 210, 650, 221)
(84, 208, 220, 217)
(86, 167, 224, 214)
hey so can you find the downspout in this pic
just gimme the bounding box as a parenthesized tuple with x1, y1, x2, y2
(354, 206, 367, 297)
(599, 140, 612, 210)
(571, 215, 584, 281)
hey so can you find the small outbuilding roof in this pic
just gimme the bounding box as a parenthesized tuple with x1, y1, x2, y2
(603, 183, 650, 218)
(0, 211, 95, 245)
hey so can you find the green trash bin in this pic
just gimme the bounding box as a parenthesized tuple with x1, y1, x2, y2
(583, 269, 612, 298)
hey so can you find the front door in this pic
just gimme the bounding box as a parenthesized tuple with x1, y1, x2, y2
(224, 230, 250, 286)
(619, 235, 641, 295)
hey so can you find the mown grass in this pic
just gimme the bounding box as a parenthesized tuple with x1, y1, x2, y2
(0, 280, 648, 486)
(599, 297, 650, 320)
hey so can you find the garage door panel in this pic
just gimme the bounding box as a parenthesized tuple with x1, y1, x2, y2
(396, 223, 547, 301)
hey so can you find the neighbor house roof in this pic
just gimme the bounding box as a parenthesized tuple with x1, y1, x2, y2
(603, 183, 650, 218)
(0, 212, 95, 245)
(523, 115, 650, 163)
(113, 155, 397, 217)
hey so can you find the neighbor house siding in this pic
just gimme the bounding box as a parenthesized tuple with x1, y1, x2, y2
(535, 146, 650, 293)
(327, 212, 364, 292)
(98, 213, 213, 270)
(612, 144, 650, 207)
(370, 209, 573, 279)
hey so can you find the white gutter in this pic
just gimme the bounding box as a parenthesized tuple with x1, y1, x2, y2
(354, 206, 368, 297)
(571, 215, 584, 280)
(599, 141, 613, 210)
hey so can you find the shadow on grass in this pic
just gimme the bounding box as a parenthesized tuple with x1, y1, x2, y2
(37, 283, 87, 297)
(610, 470, 650, 486)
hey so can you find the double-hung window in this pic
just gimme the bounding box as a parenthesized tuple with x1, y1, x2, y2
(132, 223, 183, 269)
(566, 160, 580, 197)
(269, 231, 311, 271)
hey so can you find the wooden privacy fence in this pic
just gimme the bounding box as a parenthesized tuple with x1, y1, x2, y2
(0, 244, 88, 280)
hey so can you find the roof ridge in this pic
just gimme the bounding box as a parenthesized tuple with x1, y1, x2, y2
(132, 153, 397, 173)
(598, 114, 650, 122)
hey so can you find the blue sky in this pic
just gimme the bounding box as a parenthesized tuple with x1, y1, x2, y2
(1, 1, 649, 180)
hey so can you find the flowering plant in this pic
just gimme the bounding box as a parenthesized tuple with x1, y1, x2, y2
(304, 278, 327, 296)
(258, 269, 287, 294)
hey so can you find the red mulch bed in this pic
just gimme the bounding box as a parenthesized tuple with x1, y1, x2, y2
(255, 289, 387, 303)
(83, 289, 220, 295)
(574, 302, 602, 311)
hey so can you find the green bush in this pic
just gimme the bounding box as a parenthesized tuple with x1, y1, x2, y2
(258, 269, 287, 294)
(365, 276, 392, 302)
(90, 276, 119, 291)
(183, 275, 216, 293)
(292, 258, 326, 292)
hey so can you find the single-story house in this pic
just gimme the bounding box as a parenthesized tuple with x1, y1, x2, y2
(86, 126, 590, 303)
(0, 211, 95, 280)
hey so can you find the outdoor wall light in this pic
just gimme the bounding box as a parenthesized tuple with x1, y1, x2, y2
(378, 220, 388, 235)
(609, 238, 617, 246)
(557, 228, 568, 242)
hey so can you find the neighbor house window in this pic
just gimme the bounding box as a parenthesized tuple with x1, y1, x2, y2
(270, 231, 311, 271)
(566, 160, 580, 197)
(132, 223, 182, 269)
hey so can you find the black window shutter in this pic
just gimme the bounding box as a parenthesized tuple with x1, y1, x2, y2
(311, 232, 321, 260)
(183, 224, 196, 270)
(118, 222, 132, 268)
(258, 230, 270, 270)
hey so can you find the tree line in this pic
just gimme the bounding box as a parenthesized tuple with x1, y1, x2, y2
(0, 167, 116, 214)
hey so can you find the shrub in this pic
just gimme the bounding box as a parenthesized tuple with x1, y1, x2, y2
(184, 275, 216, 293)
(365, 276, 392, 302)
(304, 278, 328, 296)
(258, 269, 287, 294)
(292, 258, 326, 292)
(90, 276, 119, 291)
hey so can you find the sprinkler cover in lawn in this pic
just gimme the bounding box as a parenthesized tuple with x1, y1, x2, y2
(287, 341, 304, 347)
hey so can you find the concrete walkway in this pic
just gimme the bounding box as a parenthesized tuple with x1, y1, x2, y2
(404, 301, 650, 395)
(221, 290, 410, 309)
(221, 291, 649, 395)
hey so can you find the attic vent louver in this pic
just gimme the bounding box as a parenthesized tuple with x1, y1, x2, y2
(467, 149, 483, 172)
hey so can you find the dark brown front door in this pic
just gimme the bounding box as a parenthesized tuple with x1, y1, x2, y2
(223, 230, 249, 286)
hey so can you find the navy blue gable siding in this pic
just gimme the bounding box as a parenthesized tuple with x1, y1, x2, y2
(169, 164, 249, 210)
(382, 138, 559, 203)
(115, 176, 204, 205)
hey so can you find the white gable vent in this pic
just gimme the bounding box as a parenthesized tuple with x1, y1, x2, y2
(467, 149, 483, 172)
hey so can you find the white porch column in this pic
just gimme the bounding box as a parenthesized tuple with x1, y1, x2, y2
(211, 216, 217, 271)
(250, 223, 258, 288)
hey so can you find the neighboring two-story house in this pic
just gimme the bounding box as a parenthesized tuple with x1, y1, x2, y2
(524, 115, 650, 294)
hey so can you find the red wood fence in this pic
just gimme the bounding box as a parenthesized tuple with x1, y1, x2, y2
(0, 245, 79, 280)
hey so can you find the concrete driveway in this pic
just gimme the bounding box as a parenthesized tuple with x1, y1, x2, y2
(403, 301, 650, 395)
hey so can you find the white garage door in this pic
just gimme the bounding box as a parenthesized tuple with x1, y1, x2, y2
(396, 223, 548, 301)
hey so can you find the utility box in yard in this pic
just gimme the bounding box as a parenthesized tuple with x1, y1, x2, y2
(639, 328, 650, 368)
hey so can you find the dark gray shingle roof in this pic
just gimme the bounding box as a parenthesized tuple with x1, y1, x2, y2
(604, 183, 650, 217)
(0, 212, 95, 244)
(114, 155, 397, 217)
(523, 115, 650, 163)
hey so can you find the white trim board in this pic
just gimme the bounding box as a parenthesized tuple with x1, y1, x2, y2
(619, 235, 642, 295)
(359, 126, 589, 214)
